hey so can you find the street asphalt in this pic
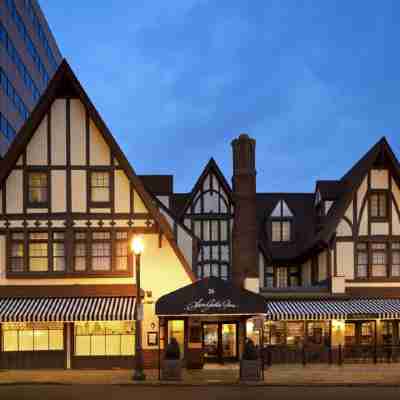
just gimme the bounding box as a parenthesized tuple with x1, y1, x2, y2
(0, 385, 400, 400)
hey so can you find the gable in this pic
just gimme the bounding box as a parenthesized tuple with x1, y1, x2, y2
(0, 60, 195, 282)
(270, 200, 293, 218)
(181, 158, 232, 216)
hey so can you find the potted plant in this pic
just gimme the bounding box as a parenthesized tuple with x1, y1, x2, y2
(161, 337, 182, 381)
(240, 338, 261, 381)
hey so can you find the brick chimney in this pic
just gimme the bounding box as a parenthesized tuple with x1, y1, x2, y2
(231, 133, 258, 288)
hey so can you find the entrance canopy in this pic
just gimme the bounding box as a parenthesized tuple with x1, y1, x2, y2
(267, 299, 400, 320)
(156, 277, 267, 316)
(0, 297, 136, 322)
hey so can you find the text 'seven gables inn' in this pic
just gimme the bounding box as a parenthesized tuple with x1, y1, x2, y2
(0, 61, 400, 369)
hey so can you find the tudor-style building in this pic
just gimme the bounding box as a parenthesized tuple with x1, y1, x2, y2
(1, 59, 400, 370)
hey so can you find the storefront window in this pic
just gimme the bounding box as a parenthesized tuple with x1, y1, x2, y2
(345, 323, 356, 345)
(286, 322, 304, 346)
(2, 322, 63, 351)
(74, 321, 135, 356)
(382, 321, 394, 345)
(264, 321, 286, 345)
(306, 322, 329, 345)
(360, 321, 375, 345)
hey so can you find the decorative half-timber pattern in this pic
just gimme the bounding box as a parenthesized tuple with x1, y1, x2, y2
(0, 296, 136, 322)
(267, 298, 400, 320)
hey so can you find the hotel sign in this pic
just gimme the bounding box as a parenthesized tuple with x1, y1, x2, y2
(184, 298, 238, 313)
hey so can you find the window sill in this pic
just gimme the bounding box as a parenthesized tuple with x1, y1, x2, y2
(6, 271, 134, 279)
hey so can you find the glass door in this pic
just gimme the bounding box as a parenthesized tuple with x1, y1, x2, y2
(167, 320, 185, 359)
(203, 323, 219, 361)
(221, 323, 237, 359)
(202, 322, 238, 362)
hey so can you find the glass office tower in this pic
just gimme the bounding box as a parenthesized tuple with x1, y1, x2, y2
(0, 0, 62, 155)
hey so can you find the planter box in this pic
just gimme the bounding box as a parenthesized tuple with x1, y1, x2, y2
(161, 359, 182, 381)
(240, 359, 262, 381)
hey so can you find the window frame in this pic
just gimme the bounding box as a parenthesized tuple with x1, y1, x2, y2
(26, 168, 49, 208)
(89, 169, 112, 208)
(28, 232, 49, 272)
(263, 265, 301, 289)
(369, 190, 389, 221)
(270, 218, 293, 243)
(355, 241, 394, 280)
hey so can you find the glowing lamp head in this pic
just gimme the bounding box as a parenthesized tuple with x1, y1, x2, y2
(131, 236, 144, 255)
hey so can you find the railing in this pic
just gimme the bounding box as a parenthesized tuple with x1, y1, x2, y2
(261, 344, 400, 366)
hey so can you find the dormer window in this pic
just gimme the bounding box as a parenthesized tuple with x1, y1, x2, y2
(270, 200, 293, 243)
(272, 220, 291, 242)
(370, 191, 388, 219)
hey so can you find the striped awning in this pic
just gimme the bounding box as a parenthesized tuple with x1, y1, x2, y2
(0, 297, 136, 322)
(266, 299, 400, 320)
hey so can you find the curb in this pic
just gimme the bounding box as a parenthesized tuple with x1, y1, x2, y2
(0, 381, 400, 387)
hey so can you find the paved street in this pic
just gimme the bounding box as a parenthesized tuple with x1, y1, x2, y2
(0, 385, 400, 400)
(1, 364, 400, 385)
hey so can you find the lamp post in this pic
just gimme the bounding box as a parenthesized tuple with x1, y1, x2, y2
(131, 236, 146, 381)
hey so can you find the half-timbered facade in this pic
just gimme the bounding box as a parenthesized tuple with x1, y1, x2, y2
(1, 59, 400, 370)
(0, 61, 195, 369)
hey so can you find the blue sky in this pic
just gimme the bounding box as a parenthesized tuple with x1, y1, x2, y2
(41, 1, 400, 193)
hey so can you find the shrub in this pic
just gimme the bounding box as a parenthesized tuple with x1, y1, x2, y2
(165, 337, 180, 360)
(242, 338, 259, 360)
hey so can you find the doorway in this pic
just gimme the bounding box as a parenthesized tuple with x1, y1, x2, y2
(202, 322, 238, 363)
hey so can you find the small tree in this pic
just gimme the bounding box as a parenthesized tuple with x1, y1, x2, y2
(165, 337, 180, 360)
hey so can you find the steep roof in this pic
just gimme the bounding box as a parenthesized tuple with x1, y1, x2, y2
(315, 180, 345, 200)
(256, 138, 400, 262)
(138, 175, 173, 196)
(0, 59, 195, 282)
(317, 137, 400, 245)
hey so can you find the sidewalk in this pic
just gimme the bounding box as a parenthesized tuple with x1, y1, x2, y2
(1, 364, 400, 386)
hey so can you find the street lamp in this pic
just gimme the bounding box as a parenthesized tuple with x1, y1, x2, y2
(131, 235, 146, 381)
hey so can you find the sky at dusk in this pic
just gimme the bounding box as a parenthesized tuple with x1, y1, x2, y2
(40, 1, 400, 193)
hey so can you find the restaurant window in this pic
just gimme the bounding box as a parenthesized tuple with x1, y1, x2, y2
(371, 243, 387, 277)
(264, 321, 286, 345)
(27, 171, 48, 206)
(90, 171, 110, 204)
(306, 322, 329, 346)
(356, 243, 368, 278)
(74, 232, 87, 272)
(91, 231, 111, 271)
(360, 322, 375, 345)
(345, 323, 356, 345)
(370, 192, 387, 219)
(52, 232, 65, 272)
(9, 232, 24, 272)
(391, 243, 400, 277)
(382, 321, 395, 345)
(2, 322, 63, 352)
(74, 321, 135, 356)
(28, 232, 48, 272)
(286, 322, 304, 346)
(115, 231, 129, 271)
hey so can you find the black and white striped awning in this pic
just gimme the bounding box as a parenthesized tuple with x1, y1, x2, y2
(266, 299, 400, 320)
(0, 297, 136, 322)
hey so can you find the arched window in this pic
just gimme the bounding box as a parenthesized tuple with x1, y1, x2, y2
(192, 190, 230, 214)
